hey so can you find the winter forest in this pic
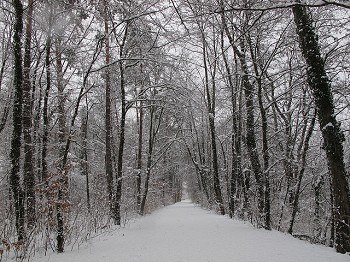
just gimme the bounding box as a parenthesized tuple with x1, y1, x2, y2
(0, 0, 350, 261)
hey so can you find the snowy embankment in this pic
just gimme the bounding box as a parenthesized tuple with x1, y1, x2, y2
(36, 200, 348, 262)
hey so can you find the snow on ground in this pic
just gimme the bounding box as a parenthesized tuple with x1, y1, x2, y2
(36, 200, 349, 262)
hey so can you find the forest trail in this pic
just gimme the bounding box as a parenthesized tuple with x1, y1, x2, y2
(37, 200, 348, 262)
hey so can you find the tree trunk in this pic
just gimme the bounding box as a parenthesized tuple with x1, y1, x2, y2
(42, 29, 51, 193)
(313, 174, 324, 243)
(32, 55, 43, 184)
(208, 115, 225, 215)
(114, 66, 125, 225)
(0, 101, 10, 134)
(221, 31, 238, 218)
(42, 10, 54, 252)
(221, 12, 265, 226)
(136, 102, 143, 211)
(0, 28, 10, 93)
(242, 59, 265, 228)
(10, 0, 25, 242)
(0, 30, 11, 134)
(81, 106, 90, 211)
(202, 35, 225, 215)
(183, 130, 211, 205)
(114, 24, 129, 225)
(248, 37, 271, 230)
(140, 103, 163, 215)
(292, 3, 350, 253)
(139, 106, 155, 216)
(237, 76, 246, 217)
(257, 80, 271, 230)
(55, 37, 66, 254)
(288, 109, 316, 234)
(136, 74, 144, 211)
(22, 0, 35, 229)
(190, 109, 211, 204)
(103, 0, 114, 219)
(329, 175, 335, 247)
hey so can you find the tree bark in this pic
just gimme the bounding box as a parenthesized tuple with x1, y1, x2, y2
(139, 106, 155, 216)
(136, 92, 143, 211)
(257, 79, 271, 230)
(10, 0, 25, 242)
(242, 63, 265, 228)
(248, 36, 271, 230)
(22, 0, 35, 229)
(292, 3, 350, 253)
(114, 23, 129, 225)
(202, 34, 225, 215)
(0, 31, 11, 134)
(313, 173, 324, 243)
(41, 8, 53, 245)
(55, 37, 67, 254)
(103, 0, 114, 219)
(0, 100, 10, 134)
(221, 31, 238, 218)
(140, 103, 164, 215)
(221, 12, 265, 227)
(81, 106, 90, 211)
(42, 37, 51, 184)
(288, 109, 316, 234)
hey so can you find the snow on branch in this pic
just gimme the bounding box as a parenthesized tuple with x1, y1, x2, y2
(212, 0, 350, 13)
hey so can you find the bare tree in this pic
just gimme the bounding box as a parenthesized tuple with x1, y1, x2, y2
(292, 2, 350, 253)
(139, 101, 164, 215)
(10, 0, 25, 242)
(22, 0, 36, 229)
(102, 0, 115, 220)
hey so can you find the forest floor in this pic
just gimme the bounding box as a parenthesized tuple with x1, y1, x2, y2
(35, 200, 349, 262)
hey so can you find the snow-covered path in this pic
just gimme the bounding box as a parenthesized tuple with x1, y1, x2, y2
(38, 200, 348, 262)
